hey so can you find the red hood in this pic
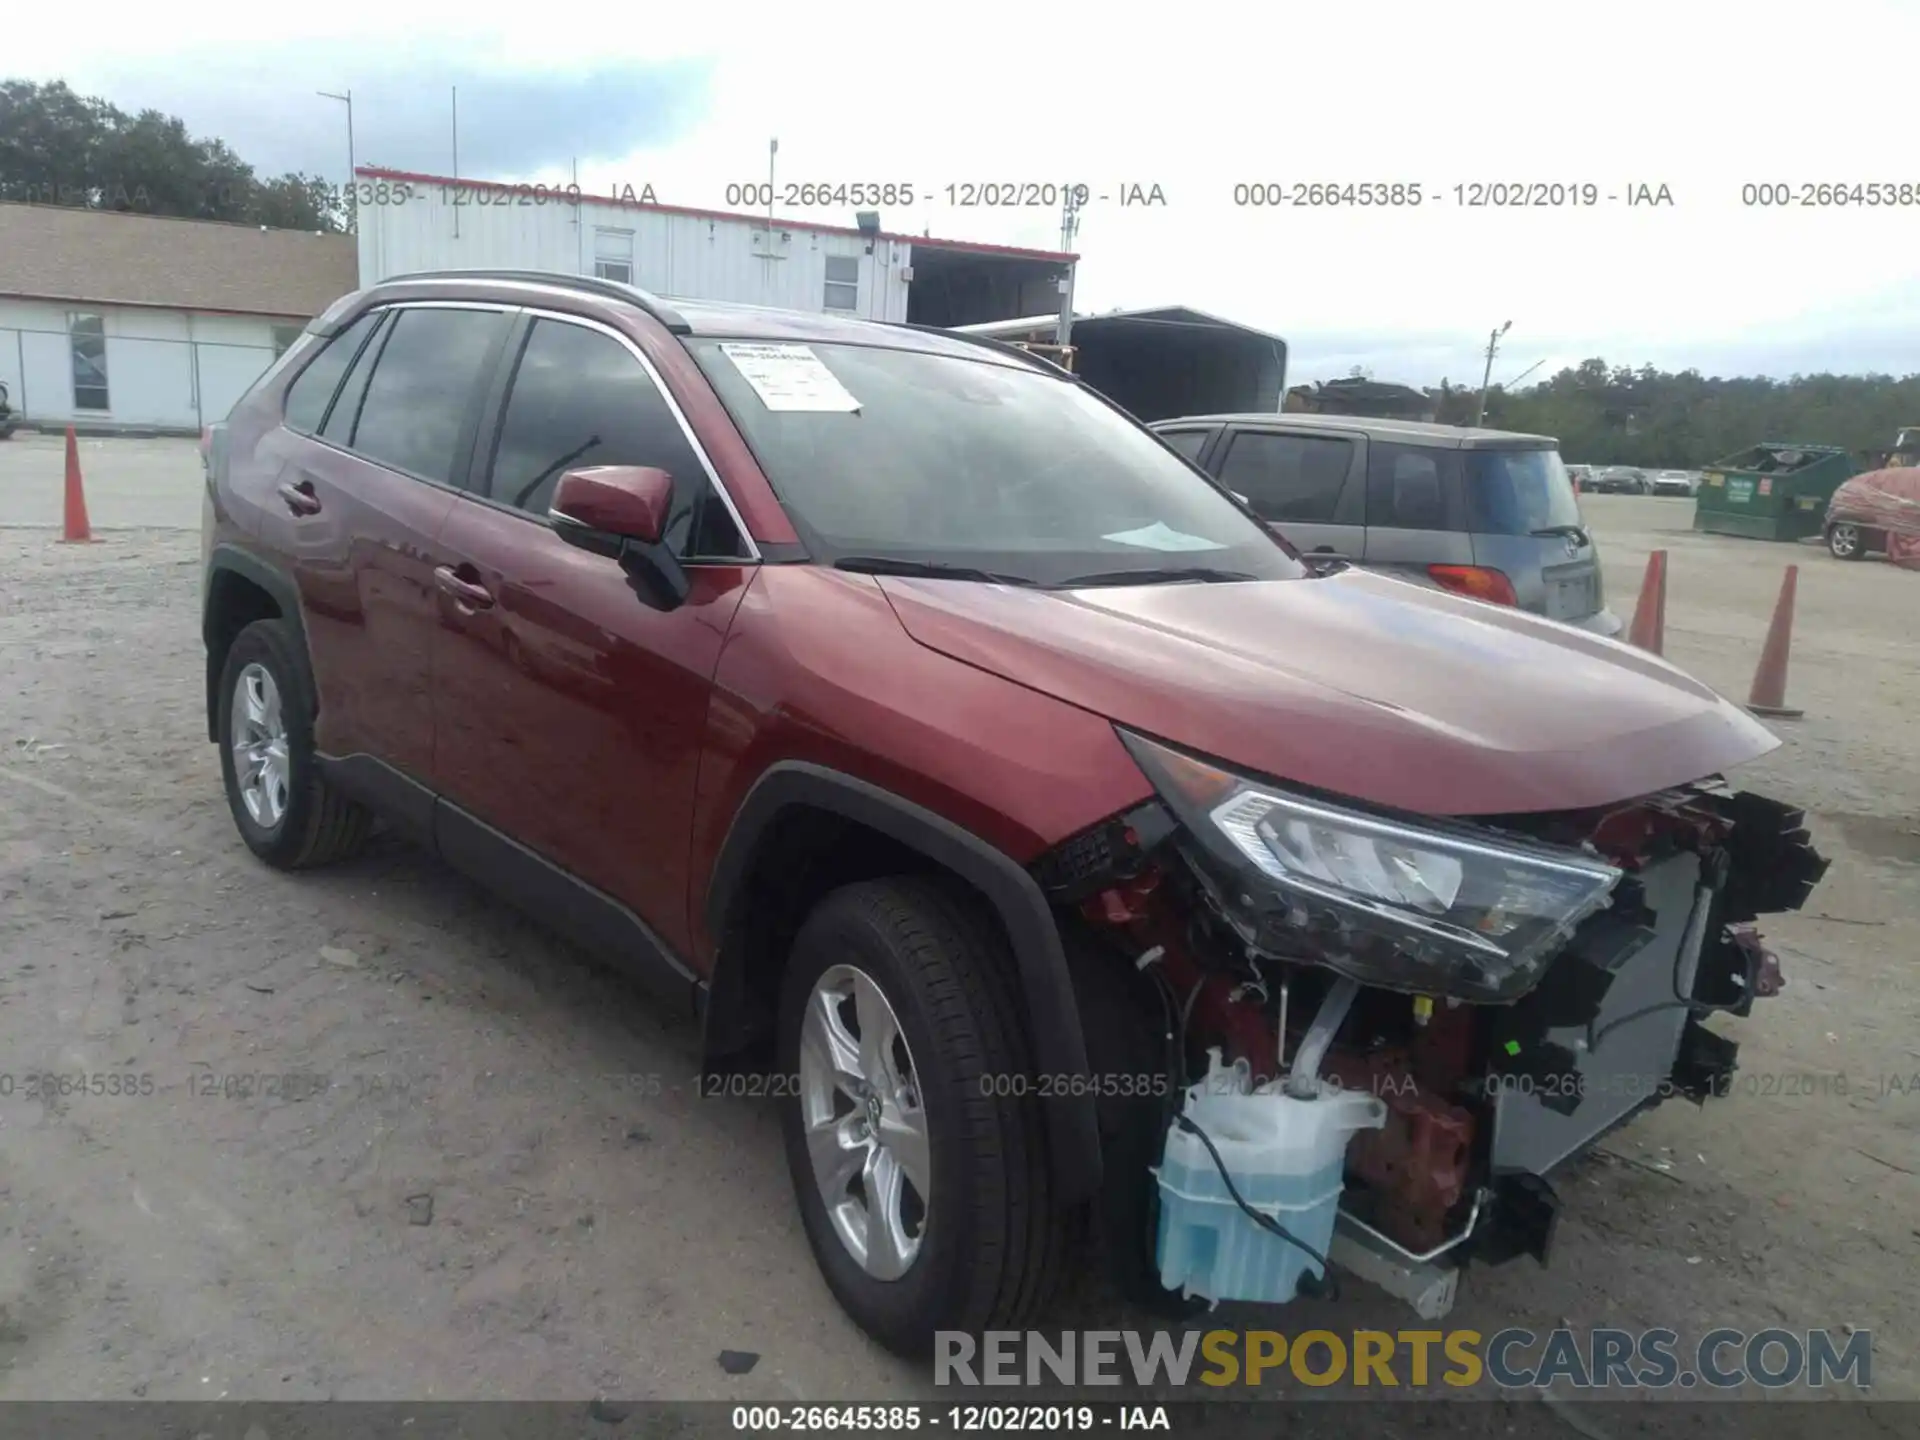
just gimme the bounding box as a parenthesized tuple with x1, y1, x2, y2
(875, 569, 1780, 817)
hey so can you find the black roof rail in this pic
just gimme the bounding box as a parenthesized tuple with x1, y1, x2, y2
(377, 268, 691, 334)
(895, 322, 1077, 378)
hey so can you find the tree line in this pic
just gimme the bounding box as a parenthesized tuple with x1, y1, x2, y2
(1434, 360, 1920, 468)
(0, 78, 343, 231)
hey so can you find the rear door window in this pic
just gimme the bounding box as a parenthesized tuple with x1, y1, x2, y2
(1366, 442, 1461, 531)
(349, 307, 510, 484)
(282, 311, 381, 435)
(1215, 430, 1357, 523)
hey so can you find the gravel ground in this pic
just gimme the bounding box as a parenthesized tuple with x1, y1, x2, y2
(0, 432, 204, 531)
(0, 442, 1915, 1424)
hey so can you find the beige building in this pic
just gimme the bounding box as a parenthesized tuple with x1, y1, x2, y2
(0, 203, 357, 433)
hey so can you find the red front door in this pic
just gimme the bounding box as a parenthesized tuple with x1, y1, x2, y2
(430, 499, 752, 958)
(428, 311, 760, 962)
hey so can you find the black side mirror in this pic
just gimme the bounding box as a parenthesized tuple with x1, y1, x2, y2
(618, 543, 691, 612)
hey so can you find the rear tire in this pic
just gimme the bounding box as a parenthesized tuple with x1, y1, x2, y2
(776, 877, 1073, 1357)
(217, 619, 372, 869)
(1827, 523, 1866, 561)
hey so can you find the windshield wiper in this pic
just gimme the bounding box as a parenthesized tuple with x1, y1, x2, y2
(1055, 566, 1260, 588)
(833, 556, 1039, 587)
(1530, 524, 1590, 543)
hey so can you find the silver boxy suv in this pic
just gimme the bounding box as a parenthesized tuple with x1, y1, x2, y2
(1152, 413, 1624, 636)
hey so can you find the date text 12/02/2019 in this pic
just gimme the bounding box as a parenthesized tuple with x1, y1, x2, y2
(730, 1405, 1171, 1431)
(345, 181, 660, 208)
(719, 182, 1168, 210)
(1229, 182, 1675, 207)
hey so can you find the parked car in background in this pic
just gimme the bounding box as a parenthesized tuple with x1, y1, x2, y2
(1587, 467, 1649, 494)
(1824, 466, 1920, 560)
(1649, 470, 1696, 497)
(1566, 464, 1596, 490)
(1150, 413, 1623, 635)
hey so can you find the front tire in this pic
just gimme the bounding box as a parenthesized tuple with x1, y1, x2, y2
(1827, 523, 1866, 560)
(777, 878, 1072, 1357)
(216, 619, 372, 868)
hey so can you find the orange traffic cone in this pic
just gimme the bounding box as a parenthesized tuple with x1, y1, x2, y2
(1626, 550, 1666, 654)
(61, 426, 94, 543)
(1747, 565, 1803, 719)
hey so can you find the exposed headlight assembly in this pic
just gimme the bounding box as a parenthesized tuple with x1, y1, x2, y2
(1121, 730, 1623, 1003)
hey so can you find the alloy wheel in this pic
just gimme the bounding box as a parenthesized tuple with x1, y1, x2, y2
(1830, 523, 1860, 558)
(798, 963, 931, 1280)
(232, 662, 291, 829)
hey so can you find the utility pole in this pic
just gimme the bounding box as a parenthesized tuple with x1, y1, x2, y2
(316, 90, 354, 230)
(1055, 186, 1082, 352)
(1473, 320, 1512, 427)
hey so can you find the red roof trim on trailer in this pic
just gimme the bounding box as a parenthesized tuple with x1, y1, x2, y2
(354, 167, 1080, 264)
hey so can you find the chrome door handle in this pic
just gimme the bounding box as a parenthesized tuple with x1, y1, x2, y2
(277, 480, 321, 516)
(433, 565, 495, 611)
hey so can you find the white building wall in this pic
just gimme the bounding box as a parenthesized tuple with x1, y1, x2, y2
(358, 194, 913, 322)
(0, 298, 287, 430)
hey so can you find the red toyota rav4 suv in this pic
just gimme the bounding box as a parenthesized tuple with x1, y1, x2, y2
(202, 270, 1825, 1356)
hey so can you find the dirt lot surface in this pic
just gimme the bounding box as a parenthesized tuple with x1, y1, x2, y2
(1, 442, 1915, 1428)
(0, 432, 203, 531)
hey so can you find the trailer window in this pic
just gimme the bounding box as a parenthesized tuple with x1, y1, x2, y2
(594, 228, 634, 284)
(823, 257, 860, 312)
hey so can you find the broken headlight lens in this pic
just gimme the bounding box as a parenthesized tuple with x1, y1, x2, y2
(1121, 730, 1623, 1002)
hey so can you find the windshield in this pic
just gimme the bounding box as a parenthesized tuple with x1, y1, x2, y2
(688, 339, 1304, 586)
(1463, 447, 1584, 535)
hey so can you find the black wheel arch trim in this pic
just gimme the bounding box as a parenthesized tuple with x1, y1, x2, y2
(703, 761, 1104, 1203)
(204, 543, 311, 743)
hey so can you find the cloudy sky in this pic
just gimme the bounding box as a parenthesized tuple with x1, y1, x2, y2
(17, 0, 1920, 387)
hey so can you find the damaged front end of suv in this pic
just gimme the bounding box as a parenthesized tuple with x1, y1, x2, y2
(1035, 731, 1829, 1317)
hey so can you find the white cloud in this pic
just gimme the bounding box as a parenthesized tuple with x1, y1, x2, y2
(15, 0, 1920, 381)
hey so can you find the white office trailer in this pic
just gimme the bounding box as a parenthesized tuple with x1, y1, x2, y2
(0, 203, 358, 434)
(351, 168, 1077, 331)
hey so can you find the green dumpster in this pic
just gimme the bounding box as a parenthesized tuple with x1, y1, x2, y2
(1694, 442, 1859, 541)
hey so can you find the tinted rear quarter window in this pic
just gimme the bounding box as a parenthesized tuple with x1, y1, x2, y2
(350, 307, 508, 483)
(1366, 441, 1460, 531)
(282, 311, 380, 434)
(1158, 428, 1212, 462)
(1216, 430, 1354, 522)
(485, 318, 747, 559)
(322, 310, 392, 447)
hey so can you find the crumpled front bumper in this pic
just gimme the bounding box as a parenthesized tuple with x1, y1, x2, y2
(1481, 787, 1827, 1180)
(1486, 850, 1711, 1176)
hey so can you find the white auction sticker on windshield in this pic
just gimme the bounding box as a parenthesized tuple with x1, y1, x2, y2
(1100, 522, 1228, 552)
(720, 343, 861, 412)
